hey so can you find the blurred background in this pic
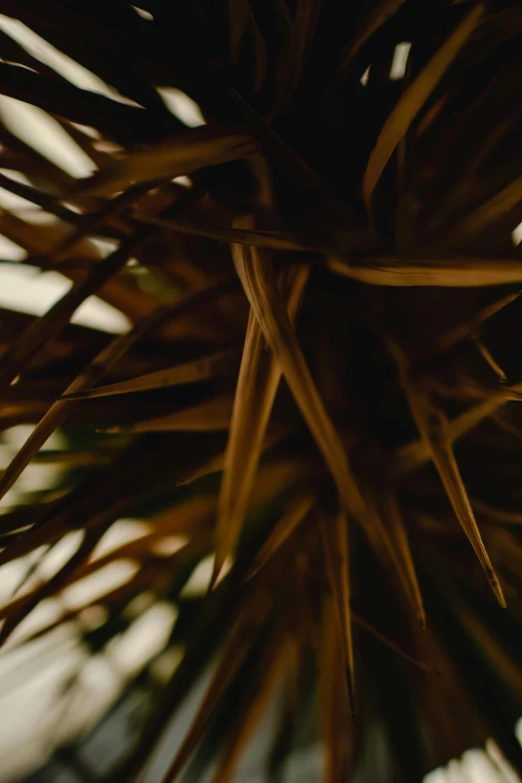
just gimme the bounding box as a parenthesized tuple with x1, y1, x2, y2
(0, 7, 520, 783)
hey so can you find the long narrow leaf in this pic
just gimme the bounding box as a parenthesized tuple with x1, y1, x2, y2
(211, 633, 292, 783)
(0, 277, 233, 504)
(319, 510, 355, 717)
(103, 396, 233, 433)
(62, 350, 238, 400)
(83, 126, 257, 196)
(246, 494, 314, 579)
(391, 342, 505, 606)
(371, 487, 425, 626)
(337, 0, 407, 75)
(212, 248, 310, 585)
(130, 210, 311, 251)
(328, 255, 522, 287)
(232, 236, 368, 522)
(160, 588, 271, 783)
(362, 4, 485, 205)
(393, 394, 510, 476)
(320, 598, 352, 783)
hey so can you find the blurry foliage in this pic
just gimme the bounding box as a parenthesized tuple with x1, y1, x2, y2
(0, 0, 521, 781)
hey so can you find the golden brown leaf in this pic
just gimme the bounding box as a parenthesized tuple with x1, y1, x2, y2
(427, 290, 521, 359)
(246, 493, 314, 579)
(472, 500, 522, 526)
(103, 396, 234, 433)
(62, 350, 238, 400)
(362, 3, 485, 205)
(393, 394, 509, 476)
(212, 245, 310, 586)
(352, 612, 438, 674)
(456, 174, 522, 238)
(233, 237, 367, 522)
(284, 0, 323, 101)
(320, 598, 352, 783)
(83, 126, 257, 196)
(131, 210, 311, 250)
(371, 487, 425, 626)
(391, 342, 505, 607)
(0, 277, 233, 503)
(328, 254, 522, 287)
(337, 0, 407, 75)
(319, 510, 355, 717)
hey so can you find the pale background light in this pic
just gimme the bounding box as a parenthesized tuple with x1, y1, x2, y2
(390, 42, 412, 80)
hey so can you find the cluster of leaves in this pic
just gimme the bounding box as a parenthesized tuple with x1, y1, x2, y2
(1, 0, 522, 781)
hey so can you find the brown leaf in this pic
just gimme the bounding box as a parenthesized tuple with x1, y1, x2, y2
(284, 0, 323, 101)
(370, 487, 425, 626)
(233, 236, 368, 522)
(130, 210, 311, 250)
(391, 341, 505, 606)
(352, 612, 438, 674)
(0, 277, 233, 503)
(246, 494, 314, 579)
(103, 396, 234, 433)
(230, 91, 373, 253)
(473, 337, 507, 382)
(337, 0, 407, 75)
(328, 255, 522, 287)
(213, 245, 310, 586)
(472, 499, 522, 526)
(456, 174, 522, 238)
(228, 0, 250, 62)
(319, 510, 355, 717)
(0, 209, 99, 260)
(320, 598, 353, 783)
(447, 586, 522, 700)
(393, 394, 509, 476)
(174, 432, 297, 489)
(427, 290, 521, 359)
(62, 350, 238, 400)
(0, 231, 145, 389)
(0, 521, 110, 646)
(211, 633, 292, 783)
(246, 0, 269, 91)
(160, 587, 271, 783)
(362, 3, 485, 205)
(83, 126, 257, 196)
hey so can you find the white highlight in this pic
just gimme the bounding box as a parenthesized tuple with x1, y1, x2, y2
(0, 186, 35, 212)
(0, 425, 67, 510)
(173, 175, 192, 188)
(158, 88, 205, 127)
(361, 66, 371, 86)
(0, 234, 26, 260)
(131, 6, 154, 20)
(424, 746, 522, 783)
(181, 554, 232, 597)
(151, 536, 187, 557)
(486, 739, 521, 783)
(0, 263, 130, 333)
(512, 221, 522, 246)
(149, 646, 183, 684)
(0, 96, 94, 178)
(38, 531, 84, 580)
(61, 560, 139, 610)
(390, 42, 412, 80)
(108, 602, 178, 675)
(92, 519, 151, 559)
(0, 15, 129, 101)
